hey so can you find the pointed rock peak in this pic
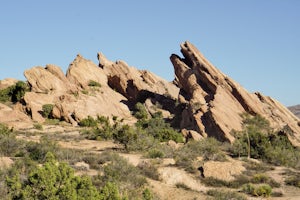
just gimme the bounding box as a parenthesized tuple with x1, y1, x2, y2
(97, 52, 114, 68)
(171, 41, 300, 146)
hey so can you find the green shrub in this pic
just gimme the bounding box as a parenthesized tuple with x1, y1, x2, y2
(0, 81, 29, 103)
(147, 148, 164, 158)
(33, 123, 43, 130)
(112, 124, 137, 150)
(6, 152, 100, 200)
(79, 116, 98, 127)
(25, 136, 59, 162)
(0, 124, 26, 157)
(142, 188, 153, 200)
(253, 184, 272, 197)
(42, 104, 54, 118)
(207, 189, 247, 200)
(242, 183, 272, 197)
(88, 80, 102, 87)
(230, 114, 300, 168)
(134, 102, 148, 120)
(137, 112, 184, 143)
(251, 173, 280, 187)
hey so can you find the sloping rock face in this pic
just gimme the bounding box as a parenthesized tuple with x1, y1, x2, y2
(170, 41, 300, 146)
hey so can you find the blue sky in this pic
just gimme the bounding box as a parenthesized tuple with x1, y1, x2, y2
(0, 0, 299, 106)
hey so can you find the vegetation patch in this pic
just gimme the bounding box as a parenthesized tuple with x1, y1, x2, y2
(230, 114, 300, 169)
(241, 183, 272, 197)
(206, 189, 247, 200)
(0, 81, 29, 103)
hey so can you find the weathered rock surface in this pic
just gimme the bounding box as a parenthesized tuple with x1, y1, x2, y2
(99, 52, 179, 106)
(67, 54, 108, 89)
(0, 78, 18, 90)
(22, 55, 147, 125)
(0, 103, 32, 129)
(202, 159, 245, 181)
(170, 41, 300, 146)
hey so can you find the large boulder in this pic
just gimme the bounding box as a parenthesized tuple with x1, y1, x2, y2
(170, 41, 300, 146)
(0, 103, 32, 129)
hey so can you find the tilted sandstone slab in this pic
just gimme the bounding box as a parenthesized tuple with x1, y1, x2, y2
(170, 41, 300, 146)
(98, 52, 179, 103)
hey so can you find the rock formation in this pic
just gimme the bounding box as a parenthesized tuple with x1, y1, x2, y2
(0, 103, 32, 129)
(1, 41, 299, 147)
(98, 52, 179, 106)
(23, 56, 135, 125)
(21, 52, 179, 126)
(170, 41, 300, 146)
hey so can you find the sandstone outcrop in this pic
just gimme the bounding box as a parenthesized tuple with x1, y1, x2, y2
(170, 41, 300, 146)
(0, 78, 18, 90)
(0, 103, 32, 129)
(22, 55, 142, 125)
(98, 52, 179, 107)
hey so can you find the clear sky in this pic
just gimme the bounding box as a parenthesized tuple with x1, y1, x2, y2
(0, 0, 299, 106)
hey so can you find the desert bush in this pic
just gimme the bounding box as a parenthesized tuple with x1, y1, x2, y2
(231, 114, 300, 168)
(6, 152, 100, 200)
(175, 138, 226, 173)
(33, 123, 43, 130)
(142, 188, 153, 200)
(0, 81, 29, 103)
(113, 124, 137, 150)
(0, 124, 24, 157)
(137, 112, 184, 143)
(137, 161, 160, 181)
(42, 104, 54, 118)
(242, 183, 272, 197)
(207, 189, 247, 200)
(79, 116, 98, 127)
(251, 173, 280, 188)
(25, 136, 59, 162)
(88, 80, 102, 87)
(147, 148, 164, 158)
(92, 152, 146, 199)
(284, 170, 300, 188)
(134, 102, 148, 120)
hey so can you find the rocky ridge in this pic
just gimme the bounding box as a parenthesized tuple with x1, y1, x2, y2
(0, 41, 300, 146)
(170, 41, 300, 146)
